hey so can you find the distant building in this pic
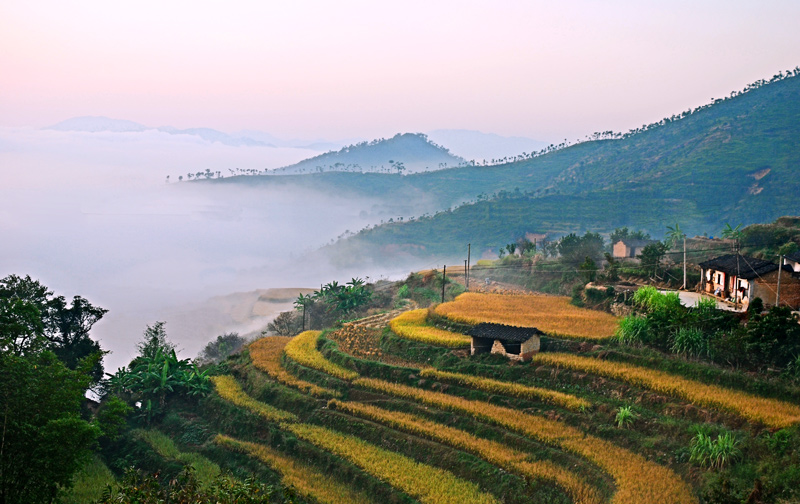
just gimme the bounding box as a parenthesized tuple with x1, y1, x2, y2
(698, 254, 800, 308)
(783, 251, 800, 275)
(467, 323, 540, 362)
(612, 239, 657, 259)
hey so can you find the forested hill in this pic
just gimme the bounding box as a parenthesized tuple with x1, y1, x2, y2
(207, 69, 800, 263)
(321, 70, 800, 264)
(270, 133, 464, 174)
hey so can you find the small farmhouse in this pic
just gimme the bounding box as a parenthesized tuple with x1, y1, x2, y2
(467, 323, 540, 362)
(783, 251, 800, 275)
(612, 239, 656, 259)
(699, 254, 800, 308)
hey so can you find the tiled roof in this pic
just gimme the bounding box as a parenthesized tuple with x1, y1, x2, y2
(467, 323, 540, 342)
(698, 254, 782, 280)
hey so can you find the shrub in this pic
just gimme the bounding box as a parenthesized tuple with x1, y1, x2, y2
(671, 327, 707, 357)
(615, 406, 636, 429)
(615, 316, 650, 346)
(397, 285, 409, 299)
(690, 432, 740, 469)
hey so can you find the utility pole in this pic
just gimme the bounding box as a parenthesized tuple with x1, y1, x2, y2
(467, 243, 471, 290)
(776, 255, 783, 307)
(682, 236, 687, 290)
(441, 265, 447, 303)
(464, 259, 468, 289)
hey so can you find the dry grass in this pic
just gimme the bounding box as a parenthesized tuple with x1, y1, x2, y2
(215, 434, 374, 504)
(330, 400, 601, 504)
(435, 293, 619, 340)
(354, 377, 696, 504)
(285, 423, 499, 504)
(210, 375, 298, 423)
(283, 330, 359, 381)
(533, 353, 800, 429)
(418, 368, 589, 411)
(389, 309, 471, 348)
(249, 336, 339, 398)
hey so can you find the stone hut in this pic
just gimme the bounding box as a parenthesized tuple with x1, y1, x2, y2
(467, 323, 541, 362)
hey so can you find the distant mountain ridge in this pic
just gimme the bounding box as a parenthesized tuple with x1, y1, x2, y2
(270, 133, 465, 175)
(43, 116, 356, 150)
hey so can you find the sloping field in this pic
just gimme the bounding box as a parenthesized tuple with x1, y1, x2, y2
(249, 335, 339, 397)
(215, 434, 375, 504)
(390, 309, 472, 347)
(533, 353, 800, 429)
(435, 292, 619, 340)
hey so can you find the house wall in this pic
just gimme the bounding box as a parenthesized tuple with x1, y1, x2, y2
(752, 270, 800, 309)
(784, 258, 800, 273)
(612, 241, 630, 258)
(487, 336, 540, 362)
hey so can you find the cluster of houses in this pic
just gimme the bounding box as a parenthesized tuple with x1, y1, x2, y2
(612, 238, 800, 310)
(468, 246, 800, 363)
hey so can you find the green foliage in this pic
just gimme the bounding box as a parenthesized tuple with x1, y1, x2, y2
(615, 316, 650, 346)
(96, 467, 288, 503)
(690, 432, 741, 469)
(578, 256, 597, 283)
(610, 227, 651, 244)
(107, 323, 211, 424)
(615, 405, 636, 428)
(0, 351, 100, 504)
(396, 284, 409, 299)
(557, 232, 605, 266)
(671, 327, 708, 357)
(199, 333, 247, 364)
(639, 241, 669, 275)
(765, 429, 793, 456)
(58, 455, 116, 504)
(0, 274, 107, 381)
(95, 395, 133, 441)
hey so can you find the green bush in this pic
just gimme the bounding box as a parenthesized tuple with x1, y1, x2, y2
(615, 405, 636, 428)
(615, 316, 650, 346)
(397, 285, 409, 299)
(690, 432, 741, 469)
(671, 327, 707, 357)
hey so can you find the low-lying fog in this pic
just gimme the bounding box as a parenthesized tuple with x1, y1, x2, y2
(0, 127, 432, 372)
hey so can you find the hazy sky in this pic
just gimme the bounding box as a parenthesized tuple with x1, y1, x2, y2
(2, 0, 799, 140)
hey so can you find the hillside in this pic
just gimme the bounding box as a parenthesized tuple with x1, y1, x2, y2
(80, 285, 800, 504)
(205, 69, 800, 262)
(270, 133, 465, 175)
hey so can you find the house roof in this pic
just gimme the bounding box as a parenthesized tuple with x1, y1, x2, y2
(785, 251, 800, 263)
(615, 239, 656, 248)
(698, 254, 791, 280)
(467, 322, 540, 342)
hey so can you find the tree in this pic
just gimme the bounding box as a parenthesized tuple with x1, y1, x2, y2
(0, 275, 107, 381)
(1, 294, 100, 503)
(198, 332, 246, 364)
(558, 232, 605, 267)
(666, 223, 685, 249)
(640, 241, 669, 276)
(107, 323, 210, 423)
(267, 311, 301, 336)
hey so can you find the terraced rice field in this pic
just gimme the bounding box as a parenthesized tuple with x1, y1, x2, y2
(390, 309, 472, 347)
(435, 292, 620, 340)
(533, 353, 800, 428)
(161, 291, 798, 504)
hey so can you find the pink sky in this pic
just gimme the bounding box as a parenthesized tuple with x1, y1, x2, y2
(1, 0, 799, 140)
